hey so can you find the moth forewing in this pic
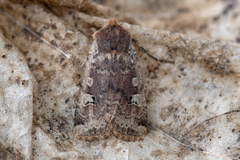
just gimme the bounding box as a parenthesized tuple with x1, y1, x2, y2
(74, 19, 148, 141)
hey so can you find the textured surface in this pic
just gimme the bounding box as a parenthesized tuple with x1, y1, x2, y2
(74, 20, 147, 141)
(0, 32, 35, 160)
(0, 0, 240, 159)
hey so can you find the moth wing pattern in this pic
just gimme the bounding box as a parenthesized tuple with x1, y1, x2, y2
(105, 41, 148, 141)
(74, 41, 111, 141)
(74, 19, 147, 141)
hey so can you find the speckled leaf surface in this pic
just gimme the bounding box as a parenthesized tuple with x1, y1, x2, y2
(0, 0, 239, 159)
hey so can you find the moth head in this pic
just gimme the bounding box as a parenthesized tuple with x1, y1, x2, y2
(106, 19, 117, 27)
(93, 19, 131, 54)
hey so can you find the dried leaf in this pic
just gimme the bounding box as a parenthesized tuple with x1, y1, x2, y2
(0, 0, 239, 159)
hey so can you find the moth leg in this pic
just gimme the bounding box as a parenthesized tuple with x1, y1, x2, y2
(132, 38, 174, 65)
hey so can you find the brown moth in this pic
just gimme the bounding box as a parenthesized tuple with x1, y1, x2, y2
(74, 19, 148, 141)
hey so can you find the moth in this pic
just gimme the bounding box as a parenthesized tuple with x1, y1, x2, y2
(74, 19, 148, 141)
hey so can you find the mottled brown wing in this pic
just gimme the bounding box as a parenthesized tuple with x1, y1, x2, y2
(74, 19, 147, 141)
(105, 42, 148, 141)
(74, 41, 111, 141)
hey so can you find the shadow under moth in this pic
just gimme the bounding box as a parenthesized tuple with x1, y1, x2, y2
(74, 19, 148, 141)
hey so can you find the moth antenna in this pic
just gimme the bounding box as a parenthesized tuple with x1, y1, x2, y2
(132, 38, 174, 65)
